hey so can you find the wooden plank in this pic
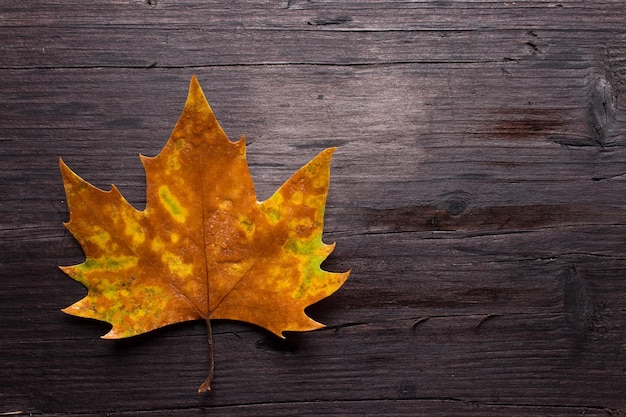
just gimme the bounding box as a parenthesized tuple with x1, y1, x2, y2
(2, 295, 624, 413)
(1, 0, 626, 415)
(27, 402, 626, 417)
(4, 27, 626, 69)
(2, 64, 625, 204)
(1, 1, 626, 31)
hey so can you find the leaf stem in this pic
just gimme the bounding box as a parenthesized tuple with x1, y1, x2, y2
(197, 318, 215, 393)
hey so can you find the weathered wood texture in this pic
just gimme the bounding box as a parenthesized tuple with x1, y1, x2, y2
(2, 1, 626, 415)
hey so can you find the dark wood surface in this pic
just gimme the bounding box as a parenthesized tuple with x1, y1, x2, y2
(2, 1, 626, 415)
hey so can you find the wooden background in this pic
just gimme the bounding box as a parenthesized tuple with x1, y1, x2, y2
(1, 1, 626, 415)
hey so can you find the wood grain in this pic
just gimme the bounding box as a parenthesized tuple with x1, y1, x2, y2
(1, 1, 625, 415)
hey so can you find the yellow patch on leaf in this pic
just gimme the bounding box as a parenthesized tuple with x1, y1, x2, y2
(59, 75, 349, 392)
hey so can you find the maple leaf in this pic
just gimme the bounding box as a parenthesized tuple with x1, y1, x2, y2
(59, 75, 350, 392)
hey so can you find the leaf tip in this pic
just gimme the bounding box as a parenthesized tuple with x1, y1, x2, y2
(319, 147, 336, 160)
(60, 304, 81, 318)
(58, 157, 72, 178)
(58, 264, 76, 278)
(188, 73, 205, 101)
(101, 328, 125, 339)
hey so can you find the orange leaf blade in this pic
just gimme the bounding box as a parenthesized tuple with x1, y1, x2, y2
(60, 75, 349, 378)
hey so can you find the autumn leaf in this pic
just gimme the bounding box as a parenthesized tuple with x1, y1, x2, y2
(59, 75, 350, 392)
